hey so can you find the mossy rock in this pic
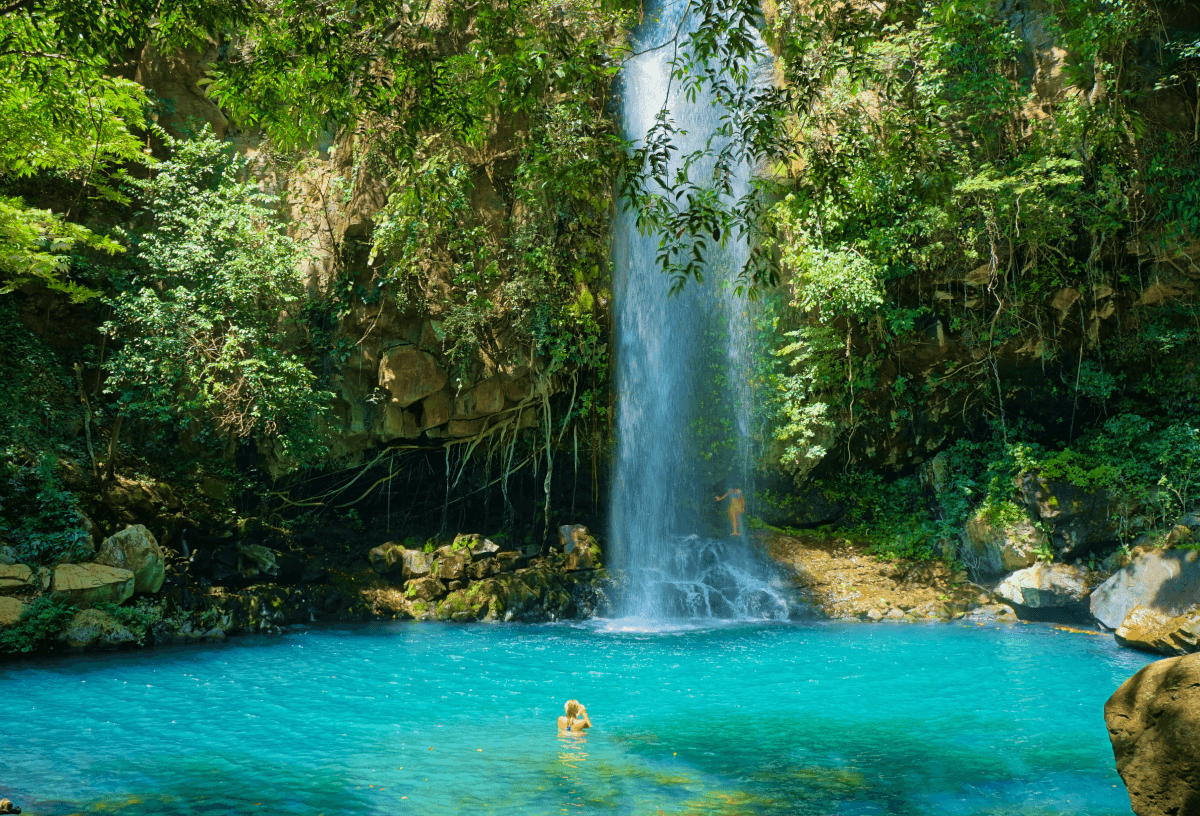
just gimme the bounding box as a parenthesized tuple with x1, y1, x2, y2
(61, 609, 137, 649)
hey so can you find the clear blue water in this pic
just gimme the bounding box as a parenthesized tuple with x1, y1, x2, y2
(0, 621, 1149, 816)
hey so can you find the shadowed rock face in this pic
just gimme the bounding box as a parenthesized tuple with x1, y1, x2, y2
(1091, 550, 1200, 630)
(1105, 652, 1200, 816)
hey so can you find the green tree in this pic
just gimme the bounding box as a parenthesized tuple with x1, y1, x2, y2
(0, 0, 249, 298)
(103, 132, 331, 469)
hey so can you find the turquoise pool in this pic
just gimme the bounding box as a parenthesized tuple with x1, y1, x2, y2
(0, 620, 1150, 815)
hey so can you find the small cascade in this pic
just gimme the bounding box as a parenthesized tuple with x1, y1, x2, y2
(609, 0, 790, 620)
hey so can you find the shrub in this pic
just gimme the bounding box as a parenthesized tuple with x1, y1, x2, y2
(0, 595, 75, 654)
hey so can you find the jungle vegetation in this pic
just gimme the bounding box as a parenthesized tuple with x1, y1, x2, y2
(1, 0, 1198, 564)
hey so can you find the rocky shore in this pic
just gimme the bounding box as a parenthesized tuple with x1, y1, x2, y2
(0, 523, 609, 655)
(764, 522, 1200, 657)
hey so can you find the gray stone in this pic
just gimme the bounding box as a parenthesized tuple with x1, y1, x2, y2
(1090, 549, 1200, 630)
(1017, 473, 1119, 558)
(401, 549, 435, 579)
(494, 551, 522, 573)
(468, 559, 500, 581)
(374, 400, 421, 442)
(451, 533, 499, 558)
(996, 563, 1092, 608)
(452, 376, 505, 419)
(1105, 652, 1200, 816)
(406, 576, 447, 602)
(560, 525, 602, 572)
(95, 525, 165, 594)
(237, 543, 278, 577)
(0, 545, 16, 565)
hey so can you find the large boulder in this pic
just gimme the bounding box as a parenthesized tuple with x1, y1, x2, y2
(453, 533, 499, 558)
(401, 549, 435, 580)
(1017, 473, 1119, 558)
(961, 508, 1045, 577)
(368, 543, 405, 575)
(434, 546, 471, 582)
(1105, 652, 1200, 816)
(1090, 549, 1200, 630)
(494, 551, 523, 573)
(559, 525, 603, 572)
(995, 563, 1092, 608)
(378, 347, 448, 407)
(236, 543, 278, 578)
(0, 564, 35, 596)
(406, 576, 447, 603)
(95, 525, 165, 594)
(61, 609, 137, 649)
(1116, 605, 1200, 656)
(0, 596, 24, 627)
(468, 559, 500, 581)
(51, 563, 135, 608)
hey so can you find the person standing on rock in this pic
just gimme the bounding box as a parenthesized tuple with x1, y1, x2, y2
(715, 488, 745, 536)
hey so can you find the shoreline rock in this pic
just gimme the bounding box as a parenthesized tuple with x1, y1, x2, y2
(1105, 652, 1200, 816)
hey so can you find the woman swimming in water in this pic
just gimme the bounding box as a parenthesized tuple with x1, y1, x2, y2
(557, 699, 592, 732)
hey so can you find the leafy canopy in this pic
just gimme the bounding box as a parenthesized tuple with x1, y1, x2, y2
(0, 0, 249, 299)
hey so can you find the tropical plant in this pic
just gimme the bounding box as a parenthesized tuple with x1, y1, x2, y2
(102, 131, 332, 469)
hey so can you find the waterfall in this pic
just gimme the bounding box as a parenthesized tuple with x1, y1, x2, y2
(608, 0, 789, 621)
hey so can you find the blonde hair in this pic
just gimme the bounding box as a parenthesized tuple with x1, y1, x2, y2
(564, 699, 583, 719)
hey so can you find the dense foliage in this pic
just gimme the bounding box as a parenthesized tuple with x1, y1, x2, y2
(746, 0, 1200, 558)
(103, 133, 331, 468)
(0, 0, 249, 299)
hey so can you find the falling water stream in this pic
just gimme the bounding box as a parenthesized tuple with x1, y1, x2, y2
(609, 0, 788, 620)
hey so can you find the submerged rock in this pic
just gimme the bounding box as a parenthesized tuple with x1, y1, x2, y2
(1115, 604, 1200, 656)
(95, 524, 166, 594)
(1105, 652, 1200, 816)
(1090, 549, 1200, 630)
(963, 603, 1019, 623)
(0, 797, 21, 814)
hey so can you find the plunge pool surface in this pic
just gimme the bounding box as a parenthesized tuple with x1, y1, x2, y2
(0, 620, 1151, 815)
